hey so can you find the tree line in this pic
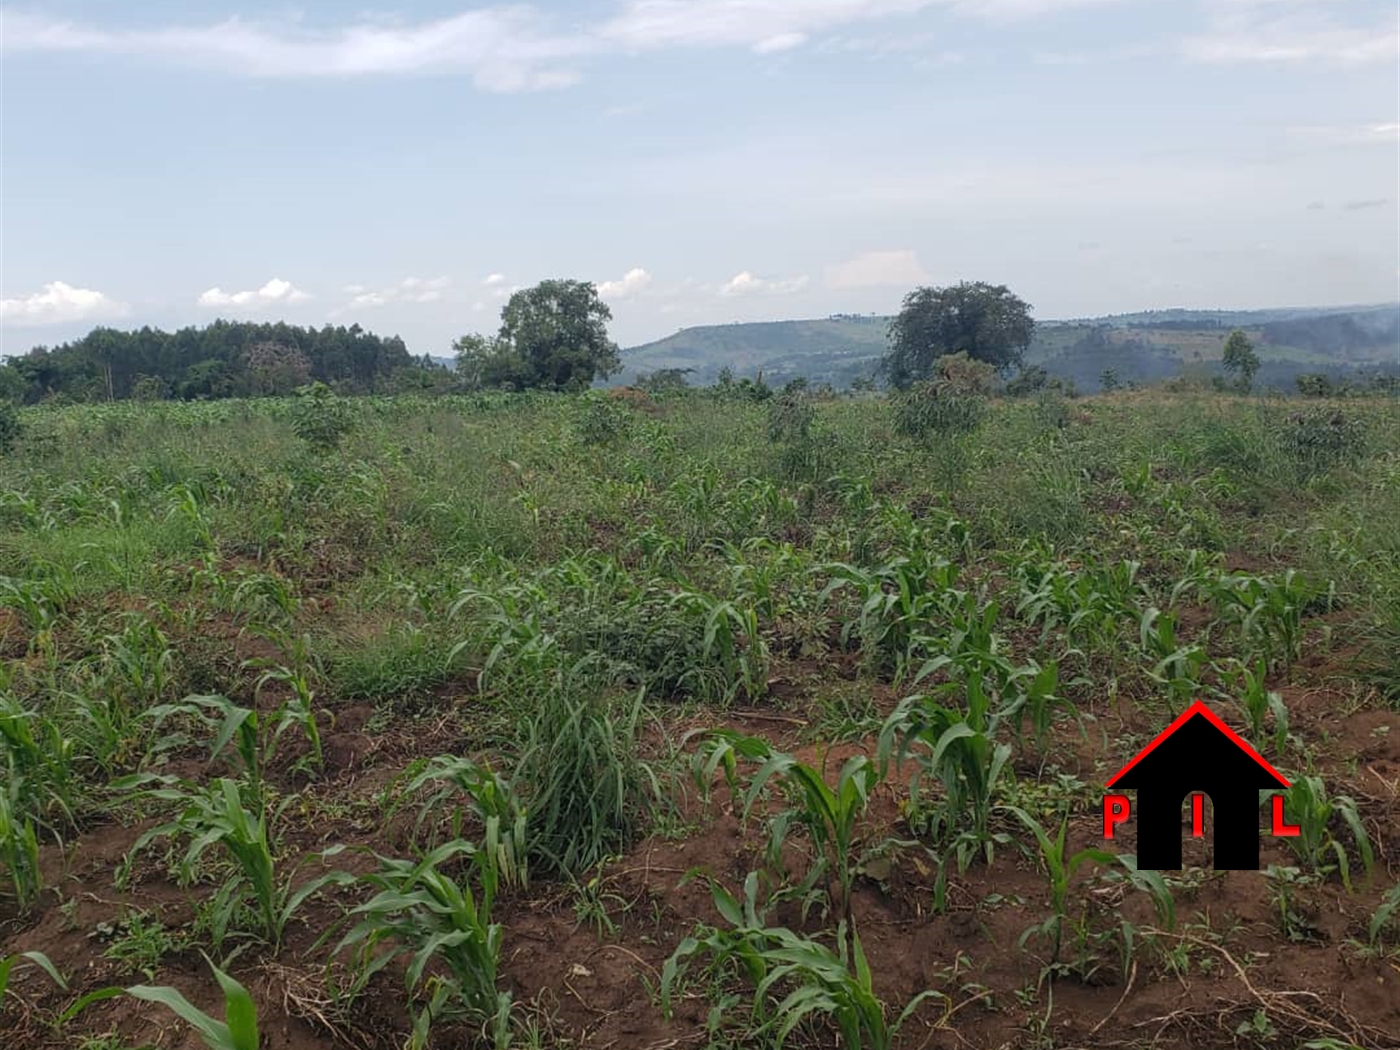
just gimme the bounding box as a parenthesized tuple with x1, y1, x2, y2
(0, 320, 431, 404)
(5, 277, 1389, 406)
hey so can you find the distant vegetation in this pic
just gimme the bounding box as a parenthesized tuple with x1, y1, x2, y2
(883, 282, 1034, 387)
(622, 303, 1400, 394)
(453, 280, 621, 392)
(3, 292, 1396, 405)
(0, 320, 439, 404)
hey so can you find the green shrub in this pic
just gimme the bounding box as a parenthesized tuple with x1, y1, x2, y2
(0, 404, 21, 453)
(290, 382, 353, 453)
(1272, 408, 1366, 477)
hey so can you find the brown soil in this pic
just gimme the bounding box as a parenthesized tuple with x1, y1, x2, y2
(4, 662, 1399, 1050)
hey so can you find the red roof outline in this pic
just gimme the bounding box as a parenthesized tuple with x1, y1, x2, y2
(1105, 699, 1290, 789)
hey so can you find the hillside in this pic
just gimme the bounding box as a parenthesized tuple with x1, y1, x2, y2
(621, 304, 1400, 391)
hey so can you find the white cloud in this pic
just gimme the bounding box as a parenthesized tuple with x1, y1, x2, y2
(597, 0, 1111, 53)
(754, 32, 808, 54)
(345, 276, 450, 308)
(0, 280, 129, 325)
(825, 250, 928, 289)
(197, 277, 310, 308)
(597, 267, 653, 299)
(1, 0, 1120, 91)
(0, 8, 588, 92)
(719, 270, 810, 296)
(1287, 122, 1400, 146)
(482, 273, 506, 286)
(1183, 5, 1398, 66)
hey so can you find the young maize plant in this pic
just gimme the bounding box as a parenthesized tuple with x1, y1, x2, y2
(1006, 806, 1174, 978)
(64, 954, 259, 1050)
(689, 729, 880, 930)
(334, 839, 509, 1049)
(1277, 773, 1374, 891)
(121, 776, 350, 951)
(878, 673, 1014, 909)
(661, 872, 944, 1050)
(0, 950, 67, 1004)
(394, 753, 530, 891)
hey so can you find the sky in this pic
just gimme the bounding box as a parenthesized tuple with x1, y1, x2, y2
(1, 0, 1397, 355)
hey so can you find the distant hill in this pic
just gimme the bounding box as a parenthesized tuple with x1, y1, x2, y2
(620, 304, 1400, 391)
(619, 316, 889, 388)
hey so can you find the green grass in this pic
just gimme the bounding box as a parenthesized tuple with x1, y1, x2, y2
(2, 386, 1397, 1048)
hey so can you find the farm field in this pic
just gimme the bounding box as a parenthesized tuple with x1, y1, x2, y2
(2, 390, 1399, 1050)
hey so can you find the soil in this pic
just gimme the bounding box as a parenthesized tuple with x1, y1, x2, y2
(4, 654, 1400, 1050)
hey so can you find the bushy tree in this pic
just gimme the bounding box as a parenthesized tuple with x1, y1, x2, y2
(883, 281, 1034, 388)
(1222, 329, 1260, 393)
(1296, 373, 1334, 398)
(491, 280, 621, 391)
(454, 333, 523, 392)
(244, 341, 312, 395)
(893, 352, 996, 440)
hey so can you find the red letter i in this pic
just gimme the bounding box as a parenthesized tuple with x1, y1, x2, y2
(1192, 794, 1204, 837)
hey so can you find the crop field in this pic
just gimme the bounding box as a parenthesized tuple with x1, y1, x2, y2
(2, 390, 1399, 1050)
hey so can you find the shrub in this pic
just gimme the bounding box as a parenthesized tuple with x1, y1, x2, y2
(1272, 408, 1366, 477)
(575, 391, 633, 445)
(0, 404, 23, 452)
(290, 382, 353, 453)
(893, 353, 994, 441)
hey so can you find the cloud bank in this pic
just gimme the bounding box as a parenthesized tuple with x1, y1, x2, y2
(0, 280, 129, 325)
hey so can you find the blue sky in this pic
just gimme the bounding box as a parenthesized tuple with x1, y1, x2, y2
(1, 0, 1396, 354)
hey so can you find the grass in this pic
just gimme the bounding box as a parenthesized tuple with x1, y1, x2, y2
(1, 387, 1397, 1050)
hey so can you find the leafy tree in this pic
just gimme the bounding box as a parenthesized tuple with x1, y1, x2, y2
(453, 333, 513, 392)
(1099, 367, 1121, 393)
(493, 280, 621, 391)
(131, 374, 170, 401)
(243, 341, 312, 395)
(636, 367, 693, 395)
(1296, 373, 1334, 398)
(0, 321, 419, 402)
(883, 282, 1034, 388)
(1004, 365, 1049, 397)
(1222, 329, 1260, 393)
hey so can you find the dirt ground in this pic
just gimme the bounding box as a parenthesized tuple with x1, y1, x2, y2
(4, 642, 1399, 1050)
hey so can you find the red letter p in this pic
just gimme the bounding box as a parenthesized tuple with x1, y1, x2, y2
(1103, 794, 1130, 839)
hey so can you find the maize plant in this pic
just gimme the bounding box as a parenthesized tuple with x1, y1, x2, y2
(0, 785, 42, 911)
(1139, 607, 1210, 714)
(1223, 658, 1289, 756)
(65, 955, 259, 1050)
(878, 675, 1013, 909)
(1006, 806, 1174, 974)
(122, 776, 350, 951)
(690, 730, 880, 928)
(335, 839, 508, 1046)
(395, 753, 530, 891)
(661, 872, 943, 1050)
(670, 589, 769, 704)
(1207, 570, 1317, 672)
(819, 556, 961, 681)
(1277, 774, 1373, 890)
(1, 950, 66, 1004)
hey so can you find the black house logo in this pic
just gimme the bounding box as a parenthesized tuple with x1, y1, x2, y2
(1102, 700, 1297, 870)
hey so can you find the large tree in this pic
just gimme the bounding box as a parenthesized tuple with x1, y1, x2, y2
(882, 281, 1034, 388)
(491, 280, 621, 391)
